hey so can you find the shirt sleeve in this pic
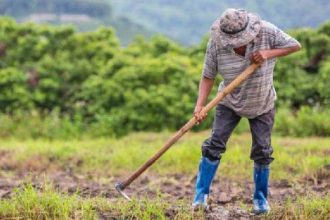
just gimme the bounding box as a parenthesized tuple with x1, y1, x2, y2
(271, 24, 301, 49)
(202, 39, 218, 79)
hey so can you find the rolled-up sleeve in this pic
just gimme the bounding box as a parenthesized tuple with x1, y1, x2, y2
(202, 39, 218, 79)
(271, 25, 301, 49)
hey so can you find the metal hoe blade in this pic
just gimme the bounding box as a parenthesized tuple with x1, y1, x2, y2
(115, 182, 131, 201)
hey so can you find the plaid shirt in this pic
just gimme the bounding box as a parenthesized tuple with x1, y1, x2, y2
(202, 20, 300, 118)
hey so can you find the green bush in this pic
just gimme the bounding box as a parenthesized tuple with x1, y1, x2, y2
(0, 67, 31, 112)
(0, 17, 329, 137)
(275, 107, 330, 136)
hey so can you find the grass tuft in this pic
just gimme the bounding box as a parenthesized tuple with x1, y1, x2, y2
(269, 195, 330, 220)
(0, 183, 97, 220)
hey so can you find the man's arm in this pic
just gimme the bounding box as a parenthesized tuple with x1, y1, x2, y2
(194, 77, 214, 123)
(194, 38, 218, 123)
(251, 23, 302, 64)
(250, 46, 301, 64)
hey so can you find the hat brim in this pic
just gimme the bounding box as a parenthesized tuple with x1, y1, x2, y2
(211, 12, 261, 48)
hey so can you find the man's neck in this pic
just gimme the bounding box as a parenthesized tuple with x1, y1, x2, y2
(233, 45, 247, 57)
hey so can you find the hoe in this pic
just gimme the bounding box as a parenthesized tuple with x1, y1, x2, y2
(115, 63, 260, 200)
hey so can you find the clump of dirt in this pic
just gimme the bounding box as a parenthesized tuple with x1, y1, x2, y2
(0, 150, 16, 171)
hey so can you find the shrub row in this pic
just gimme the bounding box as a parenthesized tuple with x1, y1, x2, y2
(0, 18, 329, 137)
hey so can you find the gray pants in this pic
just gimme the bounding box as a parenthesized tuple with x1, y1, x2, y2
(202, 104, 275, 165)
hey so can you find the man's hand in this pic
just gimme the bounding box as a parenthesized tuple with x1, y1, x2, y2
(194, 105, 207, 124)
(250, 50, 270, 64)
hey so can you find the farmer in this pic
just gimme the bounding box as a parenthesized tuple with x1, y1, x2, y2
(193, 8, 301, 213)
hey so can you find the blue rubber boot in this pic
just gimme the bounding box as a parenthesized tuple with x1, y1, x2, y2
(253, 163, 270, 214)
(192, 157, 220, 209)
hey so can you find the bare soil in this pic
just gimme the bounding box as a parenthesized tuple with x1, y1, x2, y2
(0, 148, 329, 219)
(0, 165, 329, 220)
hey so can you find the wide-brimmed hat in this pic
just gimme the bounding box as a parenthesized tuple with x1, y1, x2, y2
(211, 8, 261, 48)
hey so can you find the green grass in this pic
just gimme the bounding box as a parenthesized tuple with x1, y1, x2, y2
(0, 182, 201, 220)
(269, 195, 330, 220)
(0, 132, 329, 181)
(0, 183, 97, 219)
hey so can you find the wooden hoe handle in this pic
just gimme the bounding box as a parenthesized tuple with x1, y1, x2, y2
(117, 63, 260, 190)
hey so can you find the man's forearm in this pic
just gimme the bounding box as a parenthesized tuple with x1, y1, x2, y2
(267, 45, 301, 59)
(251, 45, 301, 64)
(196, 77, 215, 106)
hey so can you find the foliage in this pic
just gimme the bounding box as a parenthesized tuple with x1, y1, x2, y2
(274, 24, 330, 108)
(275, 107, 330, 137)
(0, 18, 329, 137)
(0, 67, 30, 111)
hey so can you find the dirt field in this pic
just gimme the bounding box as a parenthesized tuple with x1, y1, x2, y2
(0, 165, 329, 219)
(0, 134, 329, 219)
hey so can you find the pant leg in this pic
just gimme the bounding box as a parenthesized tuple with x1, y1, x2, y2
(248, 107, 275, 165)
(202, 104, 241, 161)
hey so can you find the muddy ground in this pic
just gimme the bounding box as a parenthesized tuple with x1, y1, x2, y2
(0, 164, 329, 220)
